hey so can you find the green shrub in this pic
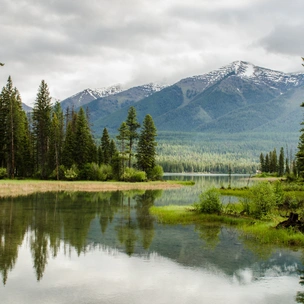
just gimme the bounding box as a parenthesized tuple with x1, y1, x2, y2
(99, 164, 113, 181)
(49, 165, 66, 180)
(249, 182, 276, 219)
(149, 165, 164, 180)
(64, 164, 79, 181)
(194, 188, 222, 214)
(122, 167, 147, 182)
(0, 168, 7, 179)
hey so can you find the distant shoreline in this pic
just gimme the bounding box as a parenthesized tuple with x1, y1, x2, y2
(0, 180, 183, 198)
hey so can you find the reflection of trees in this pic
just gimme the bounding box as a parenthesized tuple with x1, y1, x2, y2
(98, 191, 121, 234)
(0, 198, 29, 285)
(195, 224, 221, 249)
(296, 268, 304, 303)
(115, 190, 161, 255)
(0, 189, 161, 283)
(135, 190, 162, 249)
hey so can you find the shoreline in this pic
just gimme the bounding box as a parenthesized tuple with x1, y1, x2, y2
(0, 180, 183, 198)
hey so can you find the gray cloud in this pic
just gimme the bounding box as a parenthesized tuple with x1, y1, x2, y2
(0, 0, 303, 106)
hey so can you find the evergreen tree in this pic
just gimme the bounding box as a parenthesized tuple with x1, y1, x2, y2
(49, 101, 64, 179)
(74, 107, 96, 169)
(109, 139, 117, 162)
(32, 80, 52, 179)
(278, 147, 284, 177)
(285, 158, 290, 175)
(297, 102, 304, 177)
(264, 153, 270, 173)
(0, 77, 31, 178)
(116, 121, 129, 176)
(62, 111, 77, 168)
(126, 106, 140, 168)
(259, 153, 265, 172)
(100, 128, 111, 165)
(136, 114, 157, 177)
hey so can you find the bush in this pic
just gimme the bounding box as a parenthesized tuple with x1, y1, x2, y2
(122, 167, 147, 182)
(99, 164, 113, 181)
(49, 165, 65, 180)
(64, 164, 79, 181)
(0, 168, 7, 179)
(149, 165, 164, 180)
(248, 182, 276, 219)
(194, 188, 222, 214)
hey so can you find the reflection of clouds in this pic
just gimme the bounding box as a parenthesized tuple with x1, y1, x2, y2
(1, 239, 299, 304)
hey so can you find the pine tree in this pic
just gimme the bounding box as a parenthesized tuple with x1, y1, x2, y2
(259, 153, 265, 172)
(297, 102, 304, 177)
(74, 107, 96, 169)
(126, 106, 140, 168)
(62, 114, 77, 168)
(116, 121, 129, 176)
(0, 77, 31, 178)
(264, 153, 270, 173)
(278, 147, 284, 177)
(136, 114, 157, 177)
(49, 101, 64, 179)
(100, 128, 111, 165)
(32, 80, 52, 179)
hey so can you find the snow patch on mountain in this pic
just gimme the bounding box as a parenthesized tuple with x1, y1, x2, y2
(185, 61, 304, 94)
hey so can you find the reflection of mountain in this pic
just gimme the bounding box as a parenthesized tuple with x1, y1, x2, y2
(0, 190, 302, 285)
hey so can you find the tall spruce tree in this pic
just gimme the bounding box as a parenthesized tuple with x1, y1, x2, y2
(116, 121, 129, 175)
(32, 80, 52, 179)
(74, 107, 96, 169)
(259, 153, 265, 172)
(136, 114, 157, 177)
(278, 147, 284, 177)
(0, 77, 31, 178)
(62, 112, 77, 168)
(100, 128, 111, 165)
(126, 106, 140, 168)
(297, 104, 304, 177)
(49, 101, 64, 179)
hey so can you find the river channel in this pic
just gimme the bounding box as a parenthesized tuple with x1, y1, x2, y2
(0, 175, 304, 303)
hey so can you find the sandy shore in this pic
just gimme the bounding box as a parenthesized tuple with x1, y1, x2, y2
(0, 180, 183, 197)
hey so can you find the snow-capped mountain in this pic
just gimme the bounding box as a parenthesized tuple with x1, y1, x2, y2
(60, 83, 167, 112)
(178, 61, 304, 102)
(60, 84, 123, 111)
(93, 61, 304, 134)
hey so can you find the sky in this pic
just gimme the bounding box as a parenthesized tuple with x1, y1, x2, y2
(1, 0, 304, 106)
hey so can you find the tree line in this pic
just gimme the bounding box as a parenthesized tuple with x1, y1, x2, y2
(0, 77, 162, 181)
(259, 147, 295, 177)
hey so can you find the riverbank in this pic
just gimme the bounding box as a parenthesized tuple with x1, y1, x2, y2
(150, 205, 304, 247)
(0, 179, 184, 197)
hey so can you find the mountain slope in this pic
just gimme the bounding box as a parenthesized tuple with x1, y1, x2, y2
(87, 61, 304, 134)
(60, 85, 123, 111)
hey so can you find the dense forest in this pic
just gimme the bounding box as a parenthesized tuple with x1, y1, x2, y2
(0, 77, 162, 181)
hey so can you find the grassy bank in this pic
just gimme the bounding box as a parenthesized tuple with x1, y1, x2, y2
(150, 205, 304, 247)
(0, 179, 186, 197)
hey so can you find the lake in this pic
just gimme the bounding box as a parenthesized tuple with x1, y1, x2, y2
(1, 175, 304, 304)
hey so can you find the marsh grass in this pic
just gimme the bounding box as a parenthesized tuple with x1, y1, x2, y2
(219, 187, 250, 197)
(150, 205, 304, 246)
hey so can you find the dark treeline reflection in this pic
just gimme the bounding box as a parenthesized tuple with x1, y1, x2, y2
(0, 190, 162, 284)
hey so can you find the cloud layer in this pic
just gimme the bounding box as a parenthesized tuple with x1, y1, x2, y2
(1, 0, 303, 105)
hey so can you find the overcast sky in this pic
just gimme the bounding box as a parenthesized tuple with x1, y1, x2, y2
(1, 0, 303, 106)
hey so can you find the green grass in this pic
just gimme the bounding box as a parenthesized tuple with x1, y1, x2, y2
(150, 205, 304, 247)
(166, 180, 195, 186)
(219, 187, 250, 197)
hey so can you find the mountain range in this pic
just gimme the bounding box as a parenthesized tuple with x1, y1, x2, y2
(56, 61, 304, 136)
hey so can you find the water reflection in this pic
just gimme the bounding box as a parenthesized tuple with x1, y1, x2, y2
(0, 185, 303, 304)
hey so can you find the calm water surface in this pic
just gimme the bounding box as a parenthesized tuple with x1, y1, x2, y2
(1, 175, 304, 304)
